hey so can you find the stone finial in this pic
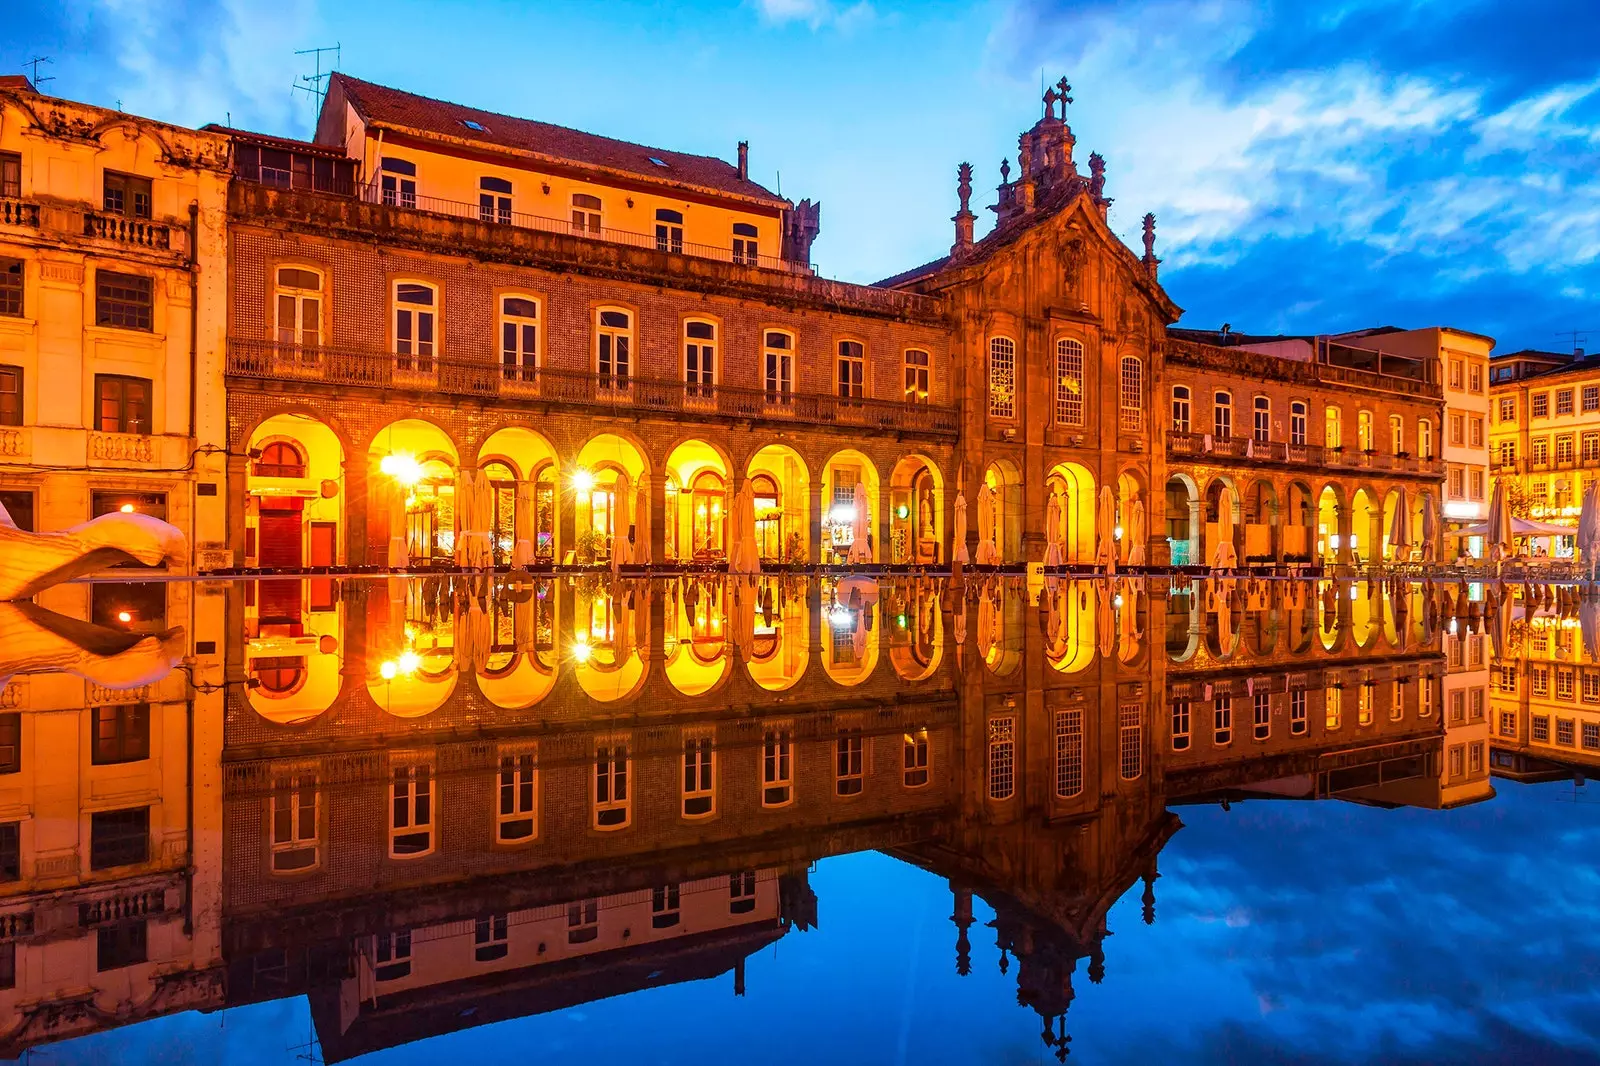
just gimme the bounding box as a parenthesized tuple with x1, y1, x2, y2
(1000, 156, 1011, 184)
(952, 161, 977, 256)
(1141, 211, 1161, 280)
(1017, 135, 1036, 212)
(1087, 152, 1106, 199)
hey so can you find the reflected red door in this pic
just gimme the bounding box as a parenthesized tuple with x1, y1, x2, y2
(258, 500, 303, 629)
(308, 521, 337, 610)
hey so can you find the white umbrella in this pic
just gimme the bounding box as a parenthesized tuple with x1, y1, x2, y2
(474, 469, 495, 568)
(1096, 485, 1117, 575)
(1582, 597, 1600, 662)
(453, 468, 473, 567)
(849, 490, 873, 564)
(976, 485, 997, 565)
(1126, 498, 1147, 568)
(1485, 478, 1513, 562)
(634, 474, 653, 567)
(953, 493, 970, 565)
(611, 472, 633, 571)
(1043, 491, 1064, 567)
(732, 481, 762, 574)
(1210, 486, 1238, 569)
(744, 482, 762, 575)
(1419, 493, 1437, 563)
(1387, 487, 1411, 561)
(1579, 481, 1600, 579)
(511, 481, 536, 568)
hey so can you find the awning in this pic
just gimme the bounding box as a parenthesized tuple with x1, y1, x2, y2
(1454, 516, 1573, 537)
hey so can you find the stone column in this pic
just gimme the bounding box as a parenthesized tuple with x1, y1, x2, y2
(343, 454, 368, 567)
(808, 478, 823, 566)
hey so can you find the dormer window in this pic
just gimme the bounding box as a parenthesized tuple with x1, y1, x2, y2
(733, 222, 759, 266)
(654, 208, 684, 254)
(478, 176, 511, 225)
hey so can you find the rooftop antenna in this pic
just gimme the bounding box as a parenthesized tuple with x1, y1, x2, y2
(292, 44, 341, 126)
(1557, 329, 1594, 358)
(23, 56, 54, 91)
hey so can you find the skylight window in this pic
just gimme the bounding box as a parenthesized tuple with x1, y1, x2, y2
(463, 120, 487, 132)
(648, 157, 668, 167)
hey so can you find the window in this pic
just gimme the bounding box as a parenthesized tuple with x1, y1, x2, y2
(652, 885, 682, 929)
(390, 764, 434, 856)
(1448, 745, 1464, 778)
(1449, 359, 1463, 389)
(0, 491, 31, 531)
(1532, 438, 1549, 465)
(1470, 688, 1485, 720)
(1586, 386, 1600, 413)
(1325, 406, 1342, 449)
(835, 729, 864, 796)
(904, 349, 930, 404)
(90, 807, 149, 870)
(1449, 690, 1465, 723)
(1213, 391, 1232, 439)
(1584, 722, 1600, 750)
(392, 282, 436, 371)
(1358, 410, 1374, 451)
(729, 871, 757, 915)
(1118, 703, 1143, 780)
(764, 330, 794, 404)
(762, 729, 793, 806)
(683, 736, 715, 816)
(97, 921, 148, 971)
(1290, 689, 1307, 735)
(0, 152, 17, 198)
(1253, 691, 1271, 740)
(270, 771, 319, 872)
(1585, 673, 1600, 703)
(1558, 389, 1575, 415)
(1470, 469, 1484, 500)
(1558, 719, 1576, 746)
(1213, 696, 1232, 745)
(379, 157, 416, 208)
(1533, 667, 1550, 697)
(1500, 710, 1517, 736)
(1470, 416, 1484, 448)
(1584, 434, 1600, 463)
(1470, 364, 1482, 392)
(0, 824, 16, 882)
(1449, 467, 1464, 498)
(732, 221, 759, 265)
(374, 930, 412, 980)
(91, 704, 148, 765)
(597, 308, 632, 387)
(1055, 709, 1083, 796)
(1558, 436, 1575, 465)
(1171, 386, 1191, 433)
(1533, 393, 1549, 418)
(903, 728, 930, 787)
(1418, 418, 1432, 459)
(988, 717, 1016, 800)
(0, 714, 16, 775)
(654, 208, 684, 253)
(1170, 699, 1191, 751)
(684, 320, 716, 397)
(837, 340, 865, 400)
(95, 374, 152, 434)
(1532, 715, 1550, 742)
(1500, 396, 1517, 422)
(567, 900, 599, 943)
(478, 175, 511, 224)
(1119, 356, 1143, 431)
(1290, 401, 1307, 445)
(988, 337, 1016, 418)
(571, 192, 602, 233)
(1253, 396, 1270, 443)
(274, 266, 322, 348)
(595, 742, 631, 827)
(0, 258, 19, 317)
(497, 752, 537, 842)
(0, 364, 19, 426)
(498, 295, 539, 382)
(95, 271, 153, 330)
(474, 914, 509, 961)
(102, 171, 152, 219)
(1055, 338, 1084, 425)
(1390, 415, 1404, 454)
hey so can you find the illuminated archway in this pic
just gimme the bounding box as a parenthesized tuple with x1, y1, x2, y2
(1047, 584, 1100, 672)
(822, 582, 880, 685)
(1317, 485, 1345, 564)
(247, 602, 344, 725)
(665, 578, 731, 695)
(1046, 462, 1097, 563)
(1164, 474, 1200, 567)
(982, 461, 1023, 564)
(247, 414, 346, 571)
(1203, 477, 1242, 569)
(664, 440, 731, 563)
(1350, 487, 1381, 566)
(889, 455, 945, 566)
(747, 445, 811, 565)
(1285, 482, 1314, 562)
(369, 419, 458, 566)
(571, 586, 646, 702)
(747, 578, 811, 691)
(1244, 479, 1279, 564)
(1115, 470, 1145, 565)
(887, 583, 943, 680)
(575, 433, 649, 564)
(820, 449, 882, 564)
(478, 428, 560, 566)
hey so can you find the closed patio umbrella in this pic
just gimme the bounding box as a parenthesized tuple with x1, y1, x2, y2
(453, 468, 473, 567)
(1097, 582, 1116, 658)
(1126, 498, 1147, 568)
(1387, 487, 1411, 561)
(742, 482, 762, 575)
(1486, 478, 1513, 562)
(849, 491, 873, 564)
(1419, 494, 1437, 562)
(1582, 597, 1600, 664)
(1210, 485, 1238, 569)
(1580, 482, 1600, 579)
(953, 493, 971, 566)
(1097, 485, 1118, 576)
(611, 472, 633, 571)
(634, 474, 653, 567)
(976, 485, 997, 565)
(1043, 491, 1064, 568)
(511, 481, 536, 568)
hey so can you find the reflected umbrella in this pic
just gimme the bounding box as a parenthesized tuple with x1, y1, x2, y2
(0, 602, 184, 691)
(953, 493, 971, 566)
(1126, 498, 1147, 568)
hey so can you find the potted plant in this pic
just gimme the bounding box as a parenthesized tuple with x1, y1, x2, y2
(574, 529, 601, 566)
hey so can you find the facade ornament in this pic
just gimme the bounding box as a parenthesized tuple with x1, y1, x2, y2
(1087, 152, 1106, 200)
(1017, 135, 1036, 212)
(999, 157, 1011, 184)
(1141, 211, 1161, 280)
(1044, 75, 1073, 122)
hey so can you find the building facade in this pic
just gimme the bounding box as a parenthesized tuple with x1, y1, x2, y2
(1488, 349, 1600, 554)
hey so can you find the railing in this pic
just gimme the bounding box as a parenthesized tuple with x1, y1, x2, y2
(358, 184, 808, 274)
(78, 888, 167, 927)
(1515, 454, 1600, 474)
(1166, 431, 1444, 476)
(88, 431, 155, 463)
(0, 427, 25, 459)
(227, 338, 962, 436)
(82, 211, 172, 249)
(0, 196, 40, 228)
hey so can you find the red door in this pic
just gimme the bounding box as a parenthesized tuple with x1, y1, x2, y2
(308, 521, 337, 610)
(258, 500, 304, 629)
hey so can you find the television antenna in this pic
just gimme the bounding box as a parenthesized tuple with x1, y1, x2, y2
(1556, 329, 1595, 357)
(23, 56, 54, 91)
(292, 44, 341, 119)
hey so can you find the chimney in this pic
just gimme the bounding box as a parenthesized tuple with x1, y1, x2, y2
(737, 141, 749, 181)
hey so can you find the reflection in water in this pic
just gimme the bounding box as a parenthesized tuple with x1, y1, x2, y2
(0, 574, 1593, 1060)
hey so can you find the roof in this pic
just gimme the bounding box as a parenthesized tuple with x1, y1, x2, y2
(0, 75, 34, 93)
(202, 124, 353, 158)
(327, 73, 789, 209)
(1168, 327, 1308, 346)
(1493, 348, 1571, 362)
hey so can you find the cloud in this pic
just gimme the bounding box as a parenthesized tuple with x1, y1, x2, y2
(752, 0, 875, 32)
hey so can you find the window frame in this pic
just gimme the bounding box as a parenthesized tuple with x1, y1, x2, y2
(478, 175, 512, 224)
(594, 740, 633, 829)
(273, 265, 324, 349)
(389, 762, 435, 858)
(571, 192, 603, 233)
(0, 257, 20, 318)
(683, 317, 717, 397)
(1289, 401, 1307, 446)
(269, 770, 320, 873)
(499, 293, 541, 382)
(1171, 385, 1191, 433)
(94, 373, 153, 435)
(1055, 337, 1085, 427)
(95, 270, 154, 331)
(595, 306, 634, 388)
(836, 339, 866, 401)
(91, 704, 149, 765)
(764, 329, 795, 404)
(761, 727, 794, 808)
(102, 170, 153, 220)
(1213, 390, 1232, 440)
(496, 750, 538, 843)
(904, 348, 930, 404)
(0, 363, 20, 427)
(988, 336, 1017, 419)
(1252, 395, 1270, 443)
(391, 279, 438, 371)
(1119, 355, 1143, 431)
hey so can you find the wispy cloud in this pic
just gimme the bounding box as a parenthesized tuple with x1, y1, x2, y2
(752, 0, 875, 32)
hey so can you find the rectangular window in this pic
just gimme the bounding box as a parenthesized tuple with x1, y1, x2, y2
(1499, 439, 1517, 466)
(90, 807, 149, 870)
(374, 930, 412, 980)
(1533, 668, 1549, 698)
(1532, 715, 1550, 742)
(1213, 696, 1232, 745)
(1449, 745, 1464, 778)
(595, 743, 631, 827)
(1171, 388, 1191, 433)
(0, 152, 17, 198)
(1558, 669, 1576, 701)
(379, 157, 417, 208)
(1449, 467, 1464, 498)
(1500, 710, 1516, 737)
(1532, 438, 1549, 465)
(390, 764, 434, 856)
(1055, 339, 1084, 426)
(1213, 393, 1232, 439)
(1583, 722, 1600, 750)
(1118, 703, 1143, 780)
(1470, 416, 1484, 448)
(270, 771, 319, 872)
(1449, 690, 1465, 723)
(497, 752, 537, 842)
(567, 900, 599, 943)
(904, 349, 930, 404)
(1290, 689, 1307, 735)
(1585, 673, 1600, 703)
(94, 373, 153, 435)
(903, 728, 930, 787)
(654, 208, 684, 253)
(1253, 396, 1270, 443)
(1558, 719, 1576, 746)
(477, 175, 512, 225)
(1449, 359, 1463, 389)
(1170, 699, 1191, 751)
(1419, 418, 1433, 458)
(835, 729, 864, 796)
(762, 729, 793, 807)
(1052, 709, 1083, 796)
(102, 171, 152, 219)
(393, 283, 437, 371)
(91, 704, 149, 765)
(732, 221, 760, 265)
(0, 258, 19, 318)
(474, 914, 509, 961)
(0, 824, 15, 882)
(684, 320, 716, 396)
(1558, 436, 1575, 465)
(96, 921, 148, 971)
(1470, 364, 1482, 393)
(0, 364, 17, 427)
(1470, 688, 1485, 721)
(729, 871, 757, 915)
(1584, 434, 1600, 463)
(1290, 403, 1307, 445)
(652, 885, 681, 929)
(1533, 393, 1549, 418)
(1470, 469, 1484, 500)
(989, 337, 1016, 419)
(95, 271, 153, 331)
(837, 340, 865, 400)
(1450, 413, 1464, 446)
(764, 332, 794, 403)
(1119, 357, 1143, 431)
(1253, 691, 1271, 740)
(1500, 396, 1517, 422)
(988, 717, 1015, 800)
(683, 736, 715, 815)
(1585, 386, 1600, 413)
(1558, 389, 1575, 415)
(571, 192, 601, 233)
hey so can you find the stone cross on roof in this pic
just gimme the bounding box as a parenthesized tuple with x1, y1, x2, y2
(1043, 76, 1073, 121)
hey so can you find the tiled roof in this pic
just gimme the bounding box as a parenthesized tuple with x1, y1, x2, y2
(202, 125, 352, 158)
(328, 74, 788, 208)
(0, 75, 35, 93)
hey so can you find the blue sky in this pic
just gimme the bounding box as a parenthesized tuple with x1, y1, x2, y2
(6, 0, 1600, 351)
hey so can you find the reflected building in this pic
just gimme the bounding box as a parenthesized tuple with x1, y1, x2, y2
(1488, 589, 1600, 780)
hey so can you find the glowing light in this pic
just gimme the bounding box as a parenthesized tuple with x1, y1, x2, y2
(828, 604, 854, 628)
(896, 613, 908, 627)
(397, 650, 421, 674)
(572, 469, 595, 493)
(1113, 594, 1124, 609)
(380, 453, 423, 486)
(572, 638, 593, 663)
(1329, 534, 1341, 549)
(896, 504, 909, 519)
(830, 505, 856, 524)
(1113, 525, 1124, 541)
(118, 503, 136, 514)
(117, 610, 132, 622)
(380, 661, 398, 680)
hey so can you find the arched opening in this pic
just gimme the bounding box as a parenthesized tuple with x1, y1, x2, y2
(365, 582, 458, 718)
(574, 433, 649, 564)
(1317, 485, 1344, 565)
(247, 602, 343, 726)
(821, 449, 882, 564)
(369, 419, 458, 566)
(1164, 474, 1200, 566)
(572, 586, 646, 702)
(664, 439, 731, 564)
(981, 461, 1023, 564)
(1285, 482, 1314, 562)
(1203, 478, 1242, 568)
(247, 415, 345, 580)
(887, 583, 943, 680)
(747, 445, 810, 565)
(1244, 480, 1280, 565)
(747, 578, 811, 692)
(1046, 583, 1100, 672)
(665, 578, 730, 695)
(1046, 462, 1097, 564)
(890, 455, 945, 566)
(478, 428, 560, 566)
(822, 591, 880, 685)
(1116, 470, 1145, 565)
(1350, 488, 1381, 566)
(979, 586, 1022, 676)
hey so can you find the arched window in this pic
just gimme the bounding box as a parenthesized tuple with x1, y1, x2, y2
(1119, 355, 1143, 430)
(837, 340, 865, 400)
(478, 176, 511, 224)
(274, 266, 322, 349)
(1171, 385, 1191, 433)
(904, 349, 930, 404)
(1418, 418, 1433, 459)
(1325, 406, 1343, 450)
(989, 337, 1017, 419)
(596, 307, 632, 388)
(1213, 391, 1232, 440)
(732, 222, 759, 265)
(1358, 410, 1374, 452)
(251, 655, 305, 692)
(654, 208, 684, 253)
(765, 330, 794, 405)
(1253, 396, 1270, 443)
(752, 473, 782, 561)
(685, 320, 716, 398)
(255, 441, 306, 479)
(1390, 414, 1404, 455)
(690, 470, 727, 555)
(571, 193, 602, 234)
(1290, 401, 1308, 445)
(392, 281, 436, 372)
(1056, 338, 1084, 426)
(500, 295, 539, 382)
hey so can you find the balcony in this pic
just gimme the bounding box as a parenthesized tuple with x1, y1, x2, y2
(0, 196, 40, 228)
(227, 338, 961, 438)
(1166, 432, 1444, 477)
(82, 211, 172, 249)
